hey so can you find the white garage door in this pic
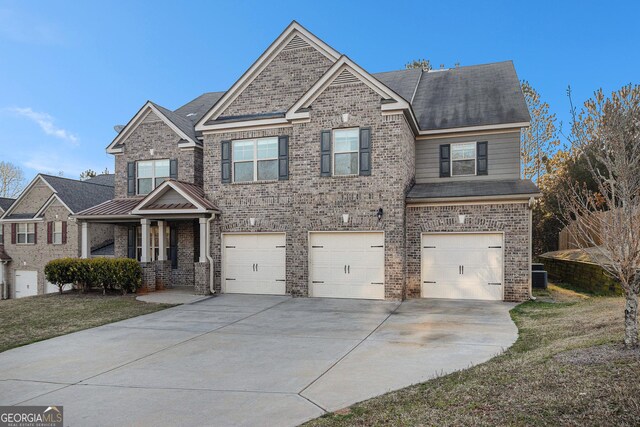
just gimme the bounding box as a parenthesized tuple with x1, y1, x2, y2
(15, 270, 38, 298)
(46, 281, 71, 294)
(421, 233, 503, 300)
(309, 232, 385, 300)
(222, 233, 286, 295)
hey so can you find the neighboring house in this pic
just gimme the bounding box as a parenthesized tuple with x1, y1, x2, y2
(75, 21, 539, 302)
(0, 174, 115, 298)
(0, 197, 16, 299)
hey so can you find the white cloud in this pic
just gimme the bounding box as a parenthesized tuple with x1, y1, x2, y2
(8, 107, 79, 145)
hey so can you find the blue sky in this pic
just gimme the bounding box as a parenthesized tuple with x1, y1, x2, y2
(0, 0, 638, 183)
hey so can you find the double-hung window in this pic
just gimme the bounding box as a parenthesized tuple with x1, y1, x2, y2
(53, 221, 63, 244)
(232, 137, 279, 182)
(17, 223, 35, 244)
(451, 142, 477, 176)
(333, 128, 359, 176)
(137, 159, 170, 195)
(136, 225, 171, 262)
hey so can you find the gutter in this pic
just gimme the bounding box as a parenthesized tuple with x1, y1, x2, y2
(406, 193, 542, 205)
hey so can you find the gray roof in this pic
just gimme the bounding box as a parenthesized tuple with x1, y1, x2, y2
(407, 179, 539, 200)
(372, 68, 422, 103)
(0, 197, 15, 212)
(174, 92, 226, 125)
(86, 174, 115, 186)
(4, 213, 34, 220)
(151, 102, 201, 144)
(411, 62, 529, 131)
(40, 174, 115, 214)
(91, 240, 114, 257)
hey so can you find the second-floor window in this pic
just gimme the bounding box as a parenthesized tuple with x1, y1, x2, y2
(333, 128, 360, 176)
(232, 137, 279, 182)
(451, 142, 476, 176)
(0, 224, 3, 244)
(17, 223, 35, 244)
(53, 221, 63, 244)
(137, 159, 170, 195)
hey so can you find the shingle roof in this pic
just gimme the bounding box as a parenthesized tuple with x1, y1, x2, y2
(0, 197, 15, 212)
(0, 246, 11, 261)
(91, 240, 115, 256)
(41, 174, 115, 214)
(372, 68, 422, 103)
(407, 179, 539, 200)
(174, 92, 226, 125)
(86, 174, 115, 186)
(75, 198, 143, 217)
(151, 102, 201, 144)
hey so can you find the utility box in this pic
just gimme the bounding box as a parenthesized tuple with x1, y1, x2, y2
(531, 263, 545, 271)
(532, 270, 548, 289)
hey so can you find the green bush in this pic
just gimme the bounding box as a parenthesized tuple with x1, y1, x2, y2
(44, 258, 142, 295)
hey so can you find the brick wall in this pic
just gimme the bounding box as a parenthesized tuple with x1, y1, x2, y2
(204, 78, 415, 299)
(9, 180, 53, 215)
(113, 111, 202, 199)
(406, 202, 531, 302)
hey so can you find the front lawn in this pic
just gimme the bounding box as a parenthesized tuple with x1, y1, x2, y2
(306, 284, 640, 426)
(0, 292, 172, 353)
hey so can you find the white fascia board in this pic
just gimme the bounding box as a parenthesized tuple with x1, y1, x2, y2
(107, 102, 198, 154)
(34, 194, 73, 218)
(417, 122, 531, 136)
(199, 117, 290, 134)
(196, 21, 341, 131)
(1, 175, 56, 219)
(131, 209, 212, 216)
(0, 218, 45, 223)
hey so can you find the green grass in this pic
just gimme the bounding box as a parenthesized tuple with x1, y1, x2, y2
(305, 284, 640, 426)
(0, 291, 172, 353)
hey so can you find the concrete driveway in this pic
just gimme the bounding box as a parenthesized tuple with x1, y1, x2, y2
(0, 295, 517, 426)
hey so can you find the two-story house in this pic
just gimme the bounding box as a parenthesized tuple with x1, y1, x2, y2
(0, 174, 115, 298)
(75, 22, 539, 302)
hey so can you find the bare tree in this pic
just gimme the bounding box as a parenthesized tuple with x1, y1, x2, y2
(406, 59, 432, 71)
(79, 169, 97, 181)
(0, 161, 25, 198)
(521, 81, 560, 181)
(558, 84, 640, 348)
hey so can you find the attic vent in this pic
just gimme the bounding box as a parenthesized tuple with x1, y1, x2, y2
(283, 34, 309, 51)
(331, 69, 359, 86)
(186, 113, 196, 117)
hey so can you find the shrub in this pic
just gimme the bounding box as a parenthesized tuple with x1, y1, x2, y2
(44, 258, 142, 295)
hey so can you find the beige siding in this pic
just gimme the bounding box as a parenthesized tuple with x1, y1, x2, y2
(415, 131, 521, 183)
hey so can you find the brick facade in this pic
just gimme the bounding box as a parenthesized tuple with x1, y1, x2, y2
(406, 202, 531, 302)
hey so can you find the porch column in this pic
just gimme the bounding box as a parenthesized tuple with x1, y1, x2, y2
(157, 220, 166, 261)
(140, 218, 150, 263)
(81, 221, 90, 259)
(199, 217, 207, 263)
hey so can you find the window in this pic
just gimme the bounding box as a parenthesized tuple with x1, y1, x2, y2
(232, 137, 278, 182)
(137, 159, 170, 195)
(136, 225, 170, 262)
(333, 128, 359, 176)
(0, 224, 3, 244)
(53, 221, 63, 245)
(451, 142, 476, 176)
(17, 223, 35, 244)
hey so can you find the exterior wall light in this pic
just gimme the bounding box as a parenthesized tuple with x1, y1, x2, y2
(342, 214, 349, 224)
(458, 214, 466, 224)
(377, 208, 384, 221)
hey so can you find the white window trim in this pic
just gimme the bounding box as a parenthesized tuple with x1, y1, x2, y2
(136, 225, 170, 262)
(137, 159, 170, 196)
(17, 223, 35, 245)
(232, 137, 279, 183)
(450, 142, 477, 177)
(332, 128, 360, 177)
(53, 221, 63, 245)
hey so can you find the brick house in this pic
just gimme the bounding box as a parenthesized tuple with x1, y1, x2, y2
(75, 21, 539, 302)
(0, 174, 115, 298)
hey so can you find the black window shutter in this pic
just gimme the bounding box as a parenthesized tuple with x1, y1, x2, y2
(127, 227, 136, 259)
(47, 222, 52, 244)
(359, 127, 372, 176)
(278, 135, 289, 180)
(170, 227, 178, 269)
(62, 221, 67, 244)
(127, 162, 136, 195)
(170, 159, 178, 180)
(221, 140, 231, 183)
(320, 130, 332, 176)
(477, 141, 488, 175)
(439, 144, 451, 178)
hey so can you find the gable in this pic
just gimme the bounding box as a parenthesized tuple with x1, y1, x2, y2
(149, 188, 195, 209)
(196, 21, 341, 130)
(3, 177, 54, 218)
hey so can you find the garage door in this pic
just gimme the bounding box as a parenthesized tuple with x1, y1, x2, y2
(46, 281, 71, 294)
(309, 232, 385, 300)
(222, 233, 286, 295)
(421, 233, 503, 300)
(15, 270, 38, 298)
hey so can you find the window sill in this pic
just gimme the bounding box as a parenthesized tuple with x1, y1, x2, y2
(231, 179, 280, 185)
(329, 174, 361, 178)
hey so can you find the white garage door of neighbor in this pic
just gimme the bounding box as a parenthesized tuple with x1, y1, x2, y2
(309, 232, 385, 300)
(45, 281, 72, 294)
(222, 233, 286, 295)
(421, 233, 503, 301)
(15, 270, 38, 298)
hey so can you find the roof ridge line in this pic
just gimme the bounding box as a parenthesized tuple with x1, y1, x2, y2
(39, 173, 115, 188)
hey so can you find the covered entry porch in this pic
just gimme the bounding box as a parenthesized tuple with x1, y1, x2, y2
(74, 180, 218, 294)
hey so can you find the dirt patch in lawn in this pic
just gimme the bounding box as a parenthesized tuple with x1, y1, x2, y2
(306, 284, 640, 426)
(0, 291, 173, 353)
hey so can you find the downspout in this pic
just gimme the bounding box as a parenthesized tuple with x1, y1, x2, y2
(207, 214, 216, 294)
(528, 197, 535, 300)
